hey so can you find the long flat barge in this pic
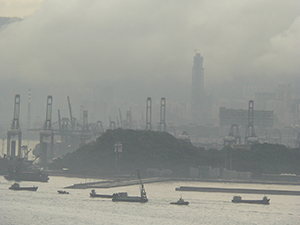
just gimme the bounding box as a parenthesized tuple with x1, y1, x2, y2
(175, 186, 300, 196)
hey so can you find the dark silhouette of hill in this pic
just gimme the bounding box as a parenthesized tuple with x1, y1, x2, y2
(49, 129, 300, 178)
(49, 129, 204, 176)
(224, 143, 300, 177)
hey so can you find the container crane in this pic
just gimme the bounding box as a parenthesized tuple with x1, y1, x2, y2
(245, 100, 259, 145)
(39, 96, 54, 167)
(223, 124, 241, 146)
(7, 94, 22, 158)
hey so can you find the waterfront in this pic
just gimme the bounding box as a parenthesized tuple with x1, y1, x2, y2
(0, 176, 300, 225)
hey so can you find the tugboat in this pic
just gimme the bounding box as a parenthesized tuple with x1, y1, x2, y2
(170, 197, 189, 205)
(232, 196, 270, 205)
(90, 189, 113, 198)
(112, 170, 148, 203)
(9, 182, 38, 191)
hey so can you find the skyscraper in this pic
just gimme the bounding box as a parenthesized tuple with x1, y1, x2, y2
(191, 52, 204, 124)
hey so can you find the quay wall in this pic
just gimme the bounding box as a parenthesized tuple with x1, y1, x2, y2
(176, 186, 300, 196)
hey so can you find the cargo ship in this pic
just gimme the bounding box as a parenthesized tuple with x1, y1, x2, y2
(9, 182, 38, 191)
(4, 170, 49, 182)
(90, 189, 113, 198)
(0, 157, 9, 175)
(112, 171, 148, 203)
(232, 196, 270, 205)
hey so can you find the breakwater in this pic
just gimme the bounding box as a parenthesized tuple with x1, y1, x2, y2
(175, 186, 300, 196)
(65, 177, 171, 189)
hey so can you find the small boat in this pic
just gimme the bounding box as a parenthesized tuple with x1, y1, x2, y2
(57, 190, 69, 194)
(232, 196, 270, 205)
(9, 182, 38, 191)
(170, 197, 189, 205)
(112, 170, 148, 203)
(90, 189, 113, 198)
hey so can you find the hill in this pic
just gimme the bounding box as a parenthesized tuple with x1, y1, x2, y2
(49, 129, 300, 178)
(49, 129, 204, 176)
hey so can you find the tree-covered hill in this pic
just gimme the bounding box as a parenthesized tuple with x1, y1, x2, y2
(49, 129, 204, 176)
(225, 143, 300, 177)
(49, 129, 300, 177)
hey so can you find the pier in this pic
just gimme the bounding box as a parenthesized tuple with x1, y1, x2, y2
(175, 186, 300, 196)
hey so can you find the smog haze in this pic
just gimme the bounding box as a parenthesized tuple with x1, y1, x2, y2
(0, 0, 299, 128)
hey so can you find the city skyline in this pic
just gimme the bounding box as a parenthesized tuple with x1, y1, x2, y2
(0, 0, 300, 133)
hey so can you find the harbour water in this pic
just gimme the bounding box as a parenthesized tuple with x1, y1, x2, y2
(1, 176, 299, 225)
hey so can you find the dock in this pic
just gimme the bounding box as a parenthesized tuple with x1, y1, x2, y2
(175, 186, 300, 196)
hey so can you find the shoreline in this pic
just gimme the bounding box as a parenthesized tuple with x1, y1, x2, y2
(176, 186, 300, 196)
(45, 171, 300, 189)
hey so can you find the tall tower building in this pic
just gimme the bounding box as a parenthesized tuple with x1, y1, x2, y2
(27, 88, 31, 129)
(191, 52, 204, 124)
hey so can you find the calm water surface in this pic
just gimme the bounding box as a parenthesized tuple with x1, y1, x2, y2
(1, 176, 299, 225)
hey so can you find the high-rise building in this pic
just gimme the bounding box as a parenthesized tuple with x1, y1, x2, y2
(191, 52, 204, 124)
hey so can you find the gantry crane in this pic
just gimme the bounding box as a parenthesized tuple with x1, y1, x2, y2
(7, 94, 22, 158)
(223, 124, 241, 147)
(80, 110, 90, 147)
(39, 95, 54, 167)
(245, 100, 259, 145)
(159, 98, 167, 132)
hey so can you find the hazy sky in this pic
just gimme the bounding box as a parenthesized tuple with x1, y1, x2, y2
(0, 0, 44, 18)
(0, 0, 300, 125)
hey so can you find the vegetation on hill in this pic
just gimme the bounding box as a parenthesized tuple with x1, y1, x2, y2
(225, 143, 300, 177)
(49, 129, 300, 177)
(49, 129, 204, 176)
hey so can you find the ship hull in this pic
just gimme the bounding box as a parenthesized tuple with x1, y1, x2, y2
(232, 199, 270, 204)
(9, 187, 38, 191)
(4, 172, 49, 182)
(112, 196, 148, 203)
(0, 158, 9, 175)
(170, 202, 189, 205)
(90, 193, 113, 198)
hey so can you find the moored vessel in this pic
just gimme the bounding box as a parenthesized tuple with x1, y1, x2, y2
(58, 190, 69, 194)
(112, 170, 148, 203)
(232, 196, 270, 205)
(0, 157, 9, 175)
(5, 170, 49, 182)
(90, 189, 113, 198)
(9, 182, 38, 191)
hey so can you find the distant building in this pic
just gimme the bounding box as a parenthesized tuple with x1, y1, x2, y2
(178, 131, 190, 141)
(189, 166, 220, 178)
(255, 92, 276, 110)
(146, 168, 172, 177)
(261, 173, 299, 182)
(219, 107, 273, 128)
(222, 169, 252, 180)
(191, 52, 204, 124)
(231, 144, 251, 150)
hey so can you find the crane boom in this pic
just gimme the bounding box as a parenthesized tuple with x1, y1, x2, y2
(44, 96, 53, 130)
(67, 96, 75, 130)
